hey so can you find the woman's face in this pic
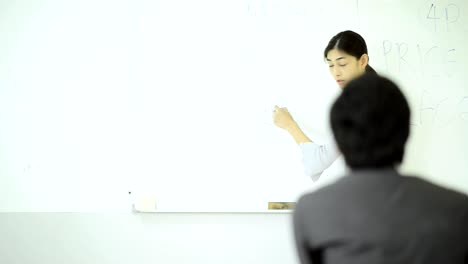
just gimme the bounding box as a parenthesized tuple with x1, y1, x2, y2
(326, 49, 368, 89)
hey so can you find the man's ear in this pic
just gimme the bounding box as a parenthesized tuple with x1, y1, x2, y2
(360, 54, 369, 69)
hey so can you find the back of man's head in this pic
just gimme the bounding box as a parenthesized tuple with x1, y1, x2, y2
(330, 74, 410, 169)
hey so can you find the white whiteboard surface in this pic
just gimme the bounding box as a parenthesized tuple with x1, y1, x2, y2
(1, 0, 467, 212)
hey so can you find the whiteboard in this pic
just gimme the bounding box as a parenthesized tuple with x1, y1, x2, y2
(1, 0, 467, 212)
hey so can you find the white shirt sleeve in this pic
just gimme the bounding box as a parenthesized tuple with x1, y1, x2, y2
(299, 141, 341, 181)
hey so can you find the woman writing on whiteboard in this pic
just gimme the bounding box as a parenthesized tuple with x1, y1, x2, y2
(273, 30, 376, 181)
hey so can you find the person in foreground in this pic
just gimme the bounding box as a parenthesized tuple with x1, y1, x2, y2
(293, 74, 468, 264)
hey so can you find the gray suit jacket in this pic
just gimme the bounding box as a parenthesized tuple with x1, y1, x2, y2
(293, 168, 468, 264)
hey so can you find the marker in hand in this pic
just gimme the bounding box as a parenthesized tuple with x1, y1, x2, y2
(273, 105, 295, 130)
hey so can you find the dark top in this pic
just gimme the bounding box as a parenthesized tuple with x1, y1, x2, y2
(293, 168, 468, 264)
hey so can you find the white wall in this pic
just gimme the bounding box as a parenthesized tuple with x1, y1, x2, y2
(0, 213, 298, 264)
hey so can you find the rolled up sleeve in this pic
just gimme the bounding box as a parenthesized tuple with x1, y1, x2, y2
(299, 141, 340, 181)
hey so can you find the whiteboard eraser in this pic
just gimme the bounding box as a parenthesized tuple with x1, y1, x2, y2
(268, 202, 296, 210)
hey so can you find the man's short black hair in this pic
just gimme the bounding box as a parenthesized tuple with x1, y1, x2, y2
(330, 74, 410, 169)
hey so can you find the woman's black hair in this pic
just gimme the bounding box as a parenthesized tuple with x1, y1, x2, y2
(324, 30, 376, 73)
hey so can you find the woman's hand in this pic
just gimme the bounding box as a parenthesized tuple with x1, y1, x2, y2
(273, 105, 297, 130)
(272, 105, 312, 144)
